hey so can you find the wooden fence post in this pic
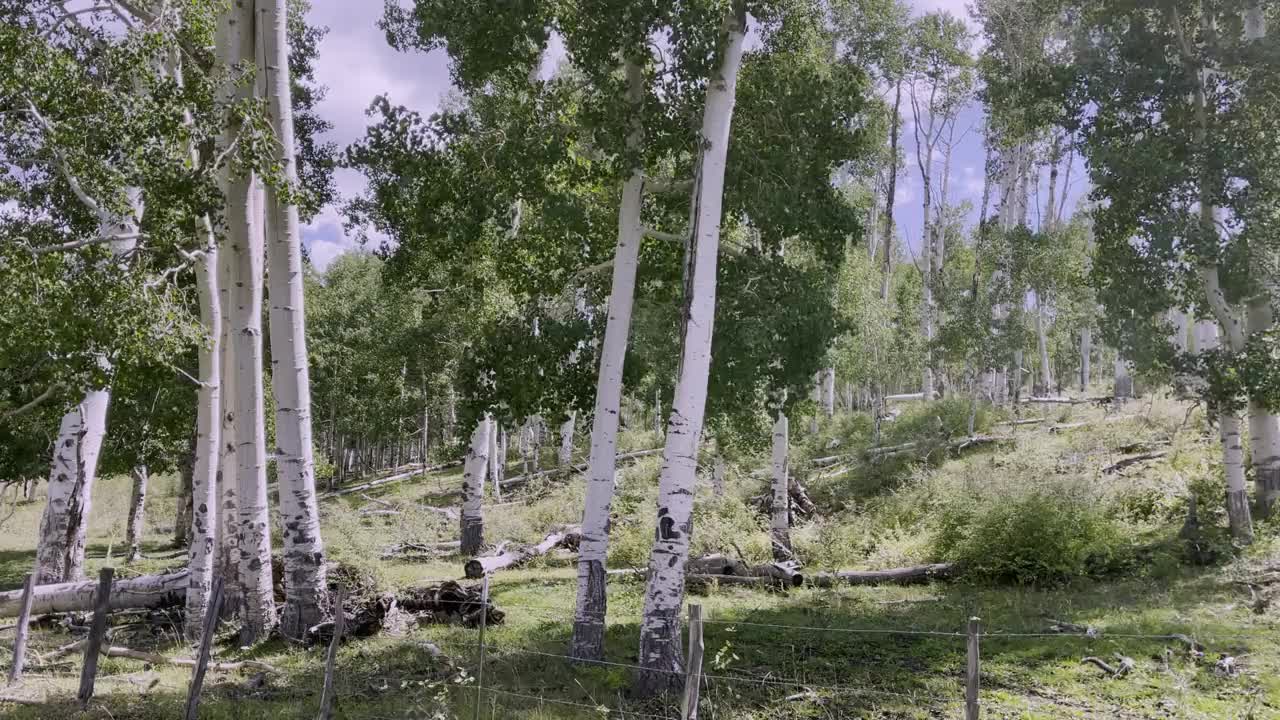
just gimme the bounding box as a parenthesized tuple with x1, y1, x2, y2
(317, 585, 346, 720)
(7, 573, 36, 685)
(681, 604, 705, 720)
(78, 567, 114, 708)
(184, 576, 225, 720)
(965, 616, 981, 720)
(473, 574, 490, 720)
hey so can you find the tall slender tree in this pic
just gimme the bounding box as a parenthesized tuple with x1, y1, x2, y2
(258, 0, 328, 639)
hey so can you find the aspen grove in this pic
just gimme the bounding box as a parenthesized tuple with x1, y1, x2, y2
(0, 0, 1278, 716)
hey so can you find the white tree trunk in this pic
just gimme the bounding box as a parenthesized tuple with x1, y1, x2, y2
(229, 171, 276, 641)
(187, 227, 222, 640)
(496, 426, 507, 490)
(1079, 327, 1091, 392)
(1113, 357, 1132, 400)
(258, 0, 327, 639)
(821, 368, 836, 417)
(35, 393, 110, 584)
(770, 413, 790, 560)
(1196, 320, 1253, 539)
(636, 12, 746, 695)
(125, 465, 148, 563)
(1168, 309, 1189, 352)
(570, 59, 647, 662)
(1222, 413, 1254, 542)
(1246, 303, 1280, 514)
(460, 418, 492, 556)
(34, 186, 141, 584)
(487, 417, 502, 500)
(558, 413, 575, 467)
(216, 237, 241, 608)
(1011, 349, 1025, 404)
(1035, 295, 1052, 394)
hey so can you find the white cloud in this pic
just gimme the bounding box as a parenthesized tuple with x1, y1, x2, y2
(960, 165, 984, 195)
(300, 1, 452, 272)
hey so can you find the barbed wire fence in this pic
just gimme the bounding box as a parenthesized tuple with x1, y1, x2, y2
(337, 587, 1265, 720)
(0, 572, 1265, 720)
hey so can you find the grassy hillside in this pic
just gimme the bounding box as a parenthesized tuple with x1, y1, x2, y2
(1, 396, 1277, 719)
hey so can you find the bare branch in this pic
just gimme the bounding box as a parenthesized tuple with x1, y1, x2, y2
(22, 99, 105, 220)
(642, 227, 686, 244)
(28, 233, 143, 256)
(1, 385, 59, 421)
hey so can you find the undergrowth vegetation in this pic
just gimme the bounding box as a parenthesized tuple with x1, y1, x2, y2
(1, 396, 1278, 718)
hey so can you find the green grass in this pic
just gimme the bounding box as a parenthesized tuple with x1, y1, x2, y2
(1, 405, 1278, 718)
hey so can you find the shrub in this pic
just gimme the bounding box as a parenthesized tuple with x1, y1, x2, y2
(933, 487, 1129, 585)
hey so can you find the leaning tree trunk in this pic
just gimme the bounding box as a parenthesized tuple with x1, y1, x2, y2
(570, 59, 647, 662)
(770, 413, 791, 560)
(125, 466, 148, 563)
(35, 394, 110, 584)
(558, 412, 575, 467)
(636, 9, 746, 695)
(229, 172, 276, 642)
(260, 0, 328, 639)
(460, 418, 492, 557)
(34, 188, 141, 584)
(880, 80, 902, 302)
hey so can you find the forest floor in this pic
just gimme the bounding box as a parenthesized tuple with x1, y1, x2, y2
(1, 394, 1278, 719)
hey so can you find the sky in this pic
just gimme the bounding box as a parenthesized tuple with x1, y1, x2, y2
(300, 0, 1084, 271)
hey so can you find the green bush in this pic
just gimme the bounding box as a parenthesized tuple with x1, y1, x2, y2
(933, 487, 1129, 585)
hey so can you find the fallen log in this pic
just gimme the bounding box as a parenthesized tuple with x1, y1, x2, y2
(866, 441, 919, 457)
(789, 480, 817, 517)
(321, 460, 463, 499)
(306, 581, 501, 645)
(464, 526, 582, 578)
(810, 453, 855, 468)
(1049, 414, 1139, 433)
(422, 505, 460, 521)
(380, 541, 460, 559)
(1020, 396, 1112, 405)
(951, 435, 1015, 452)
(499, 449, 662, 492)
(808, 563, 955, 587)
(1102, 451, 1168, 474)
(687, 554, 752, 577)
(0, 570, 187, 618)
(884, 393, 924, 402)
(752, 562, 804, 587)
